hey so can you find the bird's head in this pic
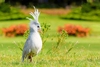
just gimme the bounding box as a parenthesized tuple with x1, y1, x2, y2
(27, 7, 42, 33)
(29, 20, 41, 33)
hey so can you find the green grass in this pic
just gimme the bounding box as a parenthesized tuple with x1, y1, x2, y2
(0, 14, 100, 67)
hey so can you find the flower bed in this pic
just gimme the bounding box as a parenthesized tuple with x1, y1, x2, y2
(58, 24, 90, 37)
(2, 24, 28, 37)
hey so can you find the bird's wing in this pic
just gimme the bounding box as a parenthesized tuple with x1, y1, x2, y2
(23, 37, 31, 51)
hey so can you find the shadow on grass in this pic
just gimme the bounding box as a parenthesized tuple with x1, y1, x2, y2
(60, 17, 100, 22)
(0, 18, 26, 21)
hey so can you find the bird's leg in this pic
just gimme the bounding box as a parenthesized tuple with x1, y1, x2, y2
(28, 54, 32, 62)
(28, 55, 31, 62)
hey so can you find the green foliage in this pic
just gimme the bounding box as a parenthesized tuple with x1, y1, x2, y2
(64, 7, 100, 21)
(41, 23, 51, 44)
(55, 30, 68, 49)
(0, 3, 27, 21)
(0, 3, 11, 13)
(64, 1, 100, 21)
(0, 0, 5, 3)
(81, 2, 100, 13)
(81, 3, 92, 13)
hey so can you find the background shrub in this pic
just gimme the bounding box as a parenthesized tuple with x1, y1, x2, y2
(64, 1, 100, 21)
(0, 3, 27, 20)
(2, 24, 28, 37)
(81, 2, 100, 13)
(81, 3, 92, 13)
(58, 24, 90, 37)
(0, 3, 11, 13)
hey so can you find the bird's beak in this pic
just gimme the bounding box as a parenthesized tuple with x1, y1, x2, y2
(38, 29, 42, 33)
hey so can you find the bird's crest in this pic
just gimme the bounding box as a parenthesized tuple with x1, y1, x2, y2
(26, 6, 40, 22)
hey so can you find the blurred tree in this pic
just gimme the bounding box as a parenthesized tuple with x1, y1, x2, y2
(0, 0, 5, 3)
(87, 0, 100, 3)
(4, 0, 89, 7)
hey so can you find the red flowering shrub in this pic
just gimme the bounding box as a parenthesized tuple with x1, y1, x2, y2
(2, 24, 28, 37)
(58, 24, 90, 37)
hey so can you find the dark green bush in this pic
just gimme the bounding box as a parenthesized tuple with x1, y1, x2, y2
(92, 2, 100, 9)
(81, 3, 92, 13)
(64, 2, 100, 21)
(81, 2, 100, 13)
(0, 3, 27, 21)
(0, 3, 11, 13)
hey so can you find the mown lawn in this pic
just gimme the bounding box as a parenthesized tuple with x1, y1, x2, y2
(0, 14, 100, 67)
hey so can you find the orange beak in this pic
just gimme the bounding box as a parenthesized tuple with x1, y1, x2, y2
(38, 29, 42, 33)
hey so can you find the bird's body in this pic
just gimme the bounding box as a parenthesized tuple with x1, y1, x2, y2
(22, 7, 42, 62)
(22, 30, 42, 62)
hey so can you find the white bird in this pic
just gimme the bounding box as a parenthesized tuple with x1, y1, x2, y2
(22, 7, 42, 62)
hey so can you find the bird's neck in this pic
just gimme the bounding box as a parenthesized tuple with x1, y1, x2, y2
(29, 27, 40, 36)
(30, 27, 38, 32)
(30, 29, 39, 35)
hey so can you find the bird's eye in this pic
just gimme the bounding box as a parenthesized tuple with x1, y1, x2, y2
(37, 26, 39, 28)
